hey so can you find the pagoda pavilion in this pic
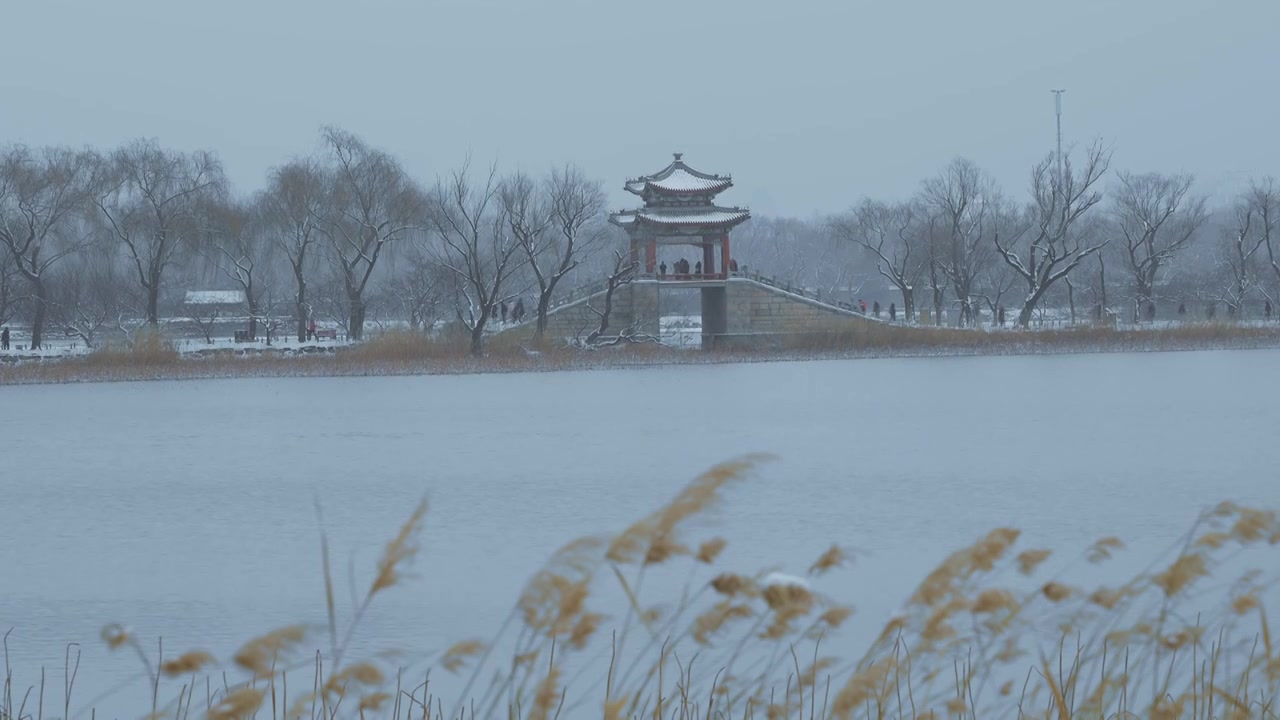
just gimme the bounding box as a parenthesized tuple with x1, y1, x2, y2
(609, 154, 750, 280)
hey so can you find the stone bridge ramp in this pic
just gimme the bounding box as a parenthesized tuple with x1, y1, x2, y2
(495, 274, 886, 347)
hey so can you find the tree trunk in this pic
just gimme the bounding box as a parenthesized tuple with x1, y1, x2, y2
(1097, 255, 1108, 321)
(932, 287, 944, 326)
(146, 280, 161, 326)
(295, 268, 308, 342)
(469, 317, 487, 356)
(347, 294, 365, 341)
(1134, 276, 1154, 324)
(901, 286, 914, 325)
(535, 290, 552, 340)
(1018, 287, 1051, 328)
(29, 277, 47, 350)
(247, 300, 259, 340)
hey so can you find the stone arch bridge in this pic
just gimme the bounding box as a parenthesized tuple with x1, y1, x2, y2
(505, 271, 886, 349)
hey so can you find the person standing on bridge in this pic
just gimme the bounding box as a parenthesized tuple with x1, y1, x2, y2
(695, 261, 702, 276)
(659, 261, 667, 276)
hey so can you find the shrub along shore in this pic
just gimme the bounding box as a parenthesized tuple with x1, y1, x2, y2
(3, 323, 1280, 386)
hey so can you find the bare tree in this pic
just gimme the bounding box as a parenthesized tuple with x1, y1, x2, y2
(391, 249, 447, 332)
(188, 306, 220, 344)
(315, 127, 425, 341)
(830, 199, 921, 322)
(0, 251, 18, 328)
(47, 254, 122, 349)
(430, 162, 524, 355)
(1112, 171, 1210, 320)
(922, 158, 1001, 327)
(507, 165, 607, 340)
(922, 214, 947, 326)
(1211, 187, 1271, 316)
(204, 199, 274, 339)
(94, 139, 226, 326)
(260, 158, 325, 341)
(976, 253, 1019, 327)
(583, 250, 640, 345)
(994, 142, 1111, 327)
(0, 145, 96, 348)
(1246, 179, 1280, 299)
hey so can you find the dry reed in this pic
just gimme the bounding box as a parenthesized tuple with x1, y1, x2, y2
(6, 456, 1279, 720)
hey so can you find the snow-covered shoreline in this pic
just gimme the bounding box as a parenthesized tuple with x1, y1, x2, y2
(4, 331, 1280, 386)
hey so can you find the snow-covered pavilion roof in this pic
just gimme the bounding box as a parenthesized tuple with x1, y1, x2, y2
(185, 290, 246, 305)
(610, 206, 750, 230)
(624, 153, 733, 197)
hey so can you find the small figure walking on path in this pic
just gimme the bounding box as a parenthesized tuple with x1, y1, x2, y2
(889, 303, 896, 322)
(997, 306, 1006, 326)
(308, 318, 316, 341)
(872, 301, 881, 318)
(500, 301, 509, 323)
(1178, 302, 1186, 318)
(1, 326, 8, 351)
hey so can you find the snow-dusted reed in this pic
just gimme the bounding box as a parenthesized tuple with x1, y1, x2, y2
(3, 457, 1276, 720)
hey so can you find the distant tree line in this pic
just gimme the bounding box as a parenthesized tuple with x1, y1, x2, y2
(2, 130, 1277, 354)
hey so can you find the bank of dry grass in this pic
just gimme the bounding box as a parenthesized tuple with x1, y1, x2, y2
(769, 320, 1280, 355)
(5, 457, 1278, 719)
(3, 323, 1280, 386)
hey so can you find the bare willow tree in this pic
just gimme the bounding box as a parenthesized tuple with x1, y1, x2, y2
(922, 158, 1000, 327)
(831, 199, 921, 321)
(94, 139, 226, 326)
(206, 200, 272, 339)
(430, 163, 524, 355)
(1112, 171, 1209, 320)
(522, 166, 606, 340)
(260, 158, 325, 341)
(994, 141, 1112, 327)
(0, 146, 96, 348)
(48, 252, 124, 349)
(316, 128, 425, 340)
(1247, 179, 1280, 303)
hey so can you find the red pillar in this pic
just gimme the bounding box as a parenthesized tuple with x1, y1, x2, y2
(702, 242, 714, 278)
(646, 239, 657, 274)
(721, 233, 730, 276)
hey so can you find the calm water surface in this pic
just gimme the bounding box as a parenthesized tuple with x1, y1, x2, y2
(2, 350, 1278, 715)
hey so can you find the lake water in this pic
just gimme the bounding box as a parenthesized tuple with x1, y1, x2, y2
(3, 350, 1279, 716)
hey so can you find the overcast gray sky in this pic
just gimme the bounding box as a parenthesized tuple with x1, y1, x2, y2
(3, 0, 1277, 216)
